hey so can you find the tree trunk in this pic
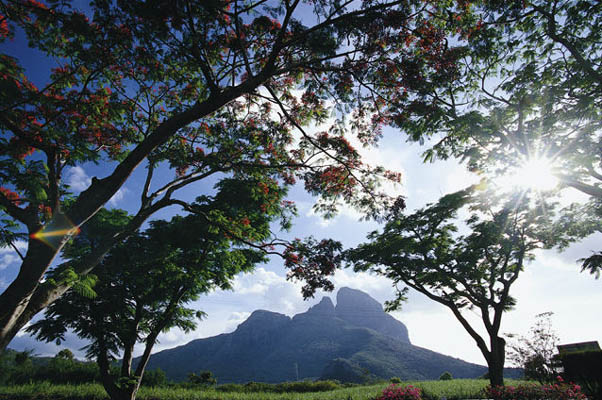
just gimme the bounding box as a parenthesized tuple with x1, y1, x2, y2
(487, 336, 506, 386)
(97, 340, 143, 400)
(101, 378, 141, 400)
(0, 240, 61, 350)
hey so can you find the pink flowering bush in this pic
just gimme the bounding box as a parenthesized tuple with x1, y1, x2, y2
(376, 384, 422, 400)
(485, 376, 587, 400)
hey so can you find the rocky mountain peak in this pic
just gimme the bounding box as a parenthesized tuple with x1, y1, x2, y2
(306, 296, 335, 316)
(335, 287, 410, 344)
(234, 310, 290, 334)
(336, 287, 383, 314)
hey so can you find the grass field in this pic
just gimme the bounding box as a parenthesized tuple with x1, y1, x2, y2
(0, 379, 534, 400)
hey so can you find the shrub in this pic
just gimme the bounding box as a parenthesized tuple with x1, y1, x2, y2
(214, 383, 241, 392)
(439, 372, 453, 381)
(242, 381, 271, 392)
(141, 368, 167, 387)
(215, 380, 342, 393)
(390, 377, 402, 384)
(187, 370, 217, 387)
(376, 384, 422, 400)
(485, 383, 544, 400)
(277, 380, 341, 393)
(558, 350, 602, 399)
(36, 357, 100, 384)
(484, 378, 587, 400)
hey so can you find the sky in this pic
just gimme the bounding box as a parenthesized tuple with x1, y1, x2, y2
(1, 1, 601, 372)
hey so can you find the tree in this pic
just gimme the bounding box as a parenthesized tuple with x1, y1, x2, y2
(28, 178, 284, 400)
(14, 349, 33, 366)
(505, 312, 559, 383)
(393, 0, 602, 274)
(141, 368, 167, 388)
(39, 348, 100, 384)
(346, 187, 556, 386)
(187, 370, 217, 387)
(439, 371, 453, 380)
(55, 348, 74, 360)
(0, 0, 466, 350)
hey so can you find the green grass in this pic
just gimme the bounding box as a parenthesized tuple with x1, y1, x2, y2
(0, 379, 533, 400)
(405, 379, 496, 400)
(0, 382, 386, 400)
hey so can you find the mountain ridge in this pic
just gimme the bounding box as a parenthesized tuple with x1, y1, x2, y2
(141, 287, 520, 382)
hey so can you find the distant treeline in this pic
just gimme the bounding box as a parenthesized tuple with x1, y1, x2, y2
(0, 349, 166, 387)
(214, 380, 353, 393)
(0, 349, 356, 392)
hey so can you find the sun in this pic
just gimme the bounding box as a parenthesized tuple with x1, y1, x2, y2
(496, 156, 558, 192)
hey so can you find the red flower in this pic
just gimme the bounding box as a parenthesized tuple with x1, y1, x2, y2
(0, 187, 21, 205)
(0, 15, 9, 38)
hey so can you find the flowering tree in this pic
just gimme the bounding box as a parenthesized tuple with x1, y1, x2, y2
(0, 0, 469, 350)
(394, 0, 602, 274)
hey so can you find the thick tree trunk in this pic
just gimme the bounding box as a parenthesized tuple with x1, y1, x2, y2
(0, 240, 62, 350)
(487, 336, 506, 387)
(97, 340, 143, 400)
(101, 377, 141, 400)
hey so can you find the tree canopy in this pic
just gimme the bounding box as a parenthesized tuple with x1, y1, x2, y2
(347, 187, 557, 386)
(28, 178, 278, 400)
(395, 0, 602, 274)
(0, 0, 469, 349)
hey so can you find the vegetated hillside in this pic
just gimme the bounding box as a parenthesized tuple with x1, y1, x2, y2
(142, 287, 520, 383)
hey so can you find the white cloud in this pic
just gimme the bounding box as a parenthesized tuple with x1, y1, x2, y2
(15, 321, 32, 338)
(294, 125, 481, 226)
(305, 207, 334, 228)
(66, 166, 91, 192)
(0, 253, 18, 270)
(331, 269, 393, 300)
(0, 241, 27, 252)
(66, 166, 128, 206)
(225, 312, 252, 332)
(0, 241, 27, 270)
(108, 187, 128, 206)
(232, 268, 286, 295)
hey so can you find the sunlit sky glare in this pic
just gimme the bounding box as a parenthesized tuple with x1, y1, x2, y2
(495, 156, 559, 193)
(1, 2, 601, 369)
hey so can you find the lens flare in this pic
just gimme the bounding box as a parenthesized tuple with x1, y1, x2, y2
(30, 213, 80, 248)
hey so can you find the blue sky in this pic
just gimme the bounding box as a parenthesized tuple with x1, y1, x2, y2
(1, 2, 601, 370)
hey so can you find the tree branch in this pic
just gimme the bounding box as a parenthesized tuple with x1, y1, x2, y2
(533, 4, 602, 86)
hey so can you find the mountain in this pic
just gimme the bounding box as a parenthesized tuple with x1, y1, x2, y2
(142, 287, 520, 383)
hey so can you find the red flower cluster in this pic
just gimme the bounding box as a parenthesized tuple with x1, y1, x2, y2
(376, 384, 422, 400)
(0, 15, 8, 38)
(485, 378, 587, 400)
(0, 187, 21, 205)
